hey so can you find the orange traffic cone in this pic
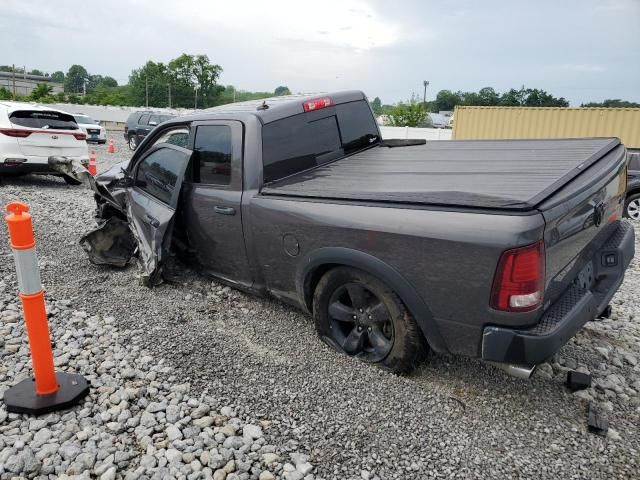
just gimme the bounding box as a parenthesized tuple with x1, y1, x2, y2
(88, 150, 97, 176)
(107, 137, 116, 154)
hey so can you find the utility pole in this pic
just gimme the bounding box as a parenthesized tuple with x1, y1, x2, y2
(168, 83, 172, 108)
(194, 84, 199, 110)
(233, 88, 236, 103)
(423, 80, 429, 105)
(12, 64, 16, 99)
(145, 77, 149, 108)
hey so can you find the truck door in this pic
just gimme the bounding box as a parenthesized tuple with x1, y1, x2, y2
(126, 143, 192, 285)
(182, 120, 252, 287)
(136, 114, 152, 141)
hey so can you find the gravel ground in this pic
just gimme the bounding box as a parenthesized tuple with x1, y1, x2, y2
(0, 134, 639, 479)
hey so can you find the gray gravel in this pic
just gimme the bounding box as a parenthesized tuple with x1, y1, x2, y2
(0, 134, 639, 479)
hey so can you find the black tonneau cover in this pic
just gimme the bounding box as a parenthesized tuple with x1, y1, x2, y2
(261, 138, 621, 211)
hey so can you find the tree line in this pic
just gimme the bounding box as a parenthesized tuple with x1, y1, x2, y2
(371, 87, 640, 127)
(0, 55, 291, 108)
(1, 59, 638, 120)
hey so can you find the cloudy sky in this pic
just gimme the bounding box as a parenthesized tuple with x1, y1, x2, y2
(2, 0, 639, 105)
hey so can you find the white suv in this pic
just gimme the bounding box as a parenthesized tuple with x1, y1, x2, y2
(0, 102, 89, 184)
(71, 113, 107, 144)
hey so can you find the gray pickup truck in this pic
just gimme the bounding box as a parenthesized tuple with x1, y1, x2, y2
(70, 91, 634, 377)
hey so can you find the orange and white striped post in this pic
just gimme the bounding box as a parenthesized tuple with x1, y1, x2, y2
(3, 202, 89, 414)
(88, 150, 97, 176)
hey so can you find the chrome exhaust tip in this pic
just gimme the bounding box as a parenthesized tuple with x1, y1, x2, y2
(488, 362, 537, 379)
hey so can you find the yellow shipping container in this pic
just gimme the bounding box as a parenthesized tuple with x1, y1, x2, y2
(452, 106, 640, 149)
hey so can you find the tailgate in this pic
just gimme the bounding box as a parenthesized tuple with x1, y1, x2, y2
(9, 109, 86, 158)
(17, 131, 86, 157)
(541, 143, 628, 307)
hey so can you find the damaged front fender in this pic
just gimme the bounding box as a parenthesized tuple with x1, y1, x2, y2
(79, 217, 137, 267)
(48, 156, 121, 211)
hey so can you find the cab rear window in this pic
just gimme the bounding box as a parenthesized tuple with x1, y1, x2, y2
(10, 110, 78, 130)
(262, 100, 379, 184)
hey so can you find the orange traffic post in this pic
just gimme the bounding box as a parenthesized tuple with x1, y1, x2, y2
(3, 202, 89, 414)
(107, 137, 116, 154)
(88, 150, 97, 176)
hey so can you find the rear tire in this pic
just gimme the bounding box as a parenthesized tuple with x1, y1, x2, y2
(624, 193, 640, 221)
(128, 135, 138, 150)
(313, 267, 427, 374)
(63, 175, 82, 186)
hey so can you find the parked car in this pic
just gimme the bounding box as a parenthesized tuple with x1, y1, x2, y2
(124, 111, 176, 151)
(71, 113, 106, 144)
(65, 91, 634, 377)
(0, 101, 88, 184)
(624, 151, 640, 220)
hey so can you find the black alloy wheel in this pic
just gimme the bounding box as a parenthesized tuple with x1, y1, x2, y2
(327, 282, 394, 362)
(313, 267, 427, 373)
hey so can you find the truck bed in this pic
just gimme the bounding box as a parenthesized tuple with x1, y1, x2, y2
(261, 138, 621, 211)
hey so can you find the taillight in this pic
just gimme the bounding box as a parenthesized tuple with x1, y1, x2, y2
(303, 97, 334, 112)
(0, 128, 32, 138)
(73, 132, 87, 140)
(491, 241, 545, 312)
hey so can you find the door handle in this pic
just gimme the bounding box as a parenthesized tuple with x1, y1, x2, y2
(214, 206, 236, 216)
(144, 214, 160, 228)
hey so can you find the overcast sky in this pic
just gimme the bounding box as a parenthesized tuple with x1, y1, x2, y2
(2, 0, 639, 105)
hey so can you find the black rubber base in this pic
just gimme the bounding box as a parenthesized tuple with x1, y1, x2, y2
(4, 372, 90, 415)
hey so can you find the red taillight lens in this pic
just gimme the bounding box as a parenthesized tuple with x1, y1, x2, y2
(73, 132, 87, 141)
(303, 97, 334, 112)
(491, 241, 545, 312)
(0, 128, 32, 138)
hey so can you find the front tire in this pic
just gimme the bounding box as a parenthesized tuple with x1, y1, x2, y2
(313, 267, 427, 374)
(624, 193, 640, 221)
(128, 135, 138, 150)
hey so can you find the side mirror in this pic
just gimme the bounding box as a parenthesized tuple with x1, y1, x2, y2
(117, 175, 134, 188)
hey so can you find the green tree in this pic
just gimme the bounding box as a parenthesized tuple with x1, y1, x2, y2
(0, 87, 12, 100)
(433, 90, 462, 112)
(128, 61, 170, 107)
(30, 83, 53, 100)
(499, 87, 528, 106)
(167, 54, 224, 108)
(370, 96, 383, 115)
(581, 99, 640, 108)
(65, 64, 89, 93)
(29, 69, 44, 76)
(101, 76, 118, 88)
(274, 86, 291, 96)
(388, 98, 428, 127)
(475, 87, 499, 106)
(524, 88, 568, 107)
(67, 94, 84, 104)
(50, 71, 65, 83)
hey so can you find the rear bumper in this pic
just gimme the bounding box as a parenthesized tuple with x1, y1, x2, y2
(481, 221, 635, 365)
(0, 155, 89, 175)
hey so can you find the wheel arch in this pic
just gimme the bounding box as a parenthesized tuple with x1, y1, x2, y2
(296, 247, 447, 353)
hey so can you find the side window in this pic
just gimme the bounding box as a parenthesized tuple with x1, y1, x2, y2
(193, 125, 233, 185)
(151, 127, 190, 149)
(135, 147, 189, 205)
(335, 101, 379, 153)
(149, 115, 161, 126)
(262, 113, 341, 183)
(139, 114, 150, 126)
